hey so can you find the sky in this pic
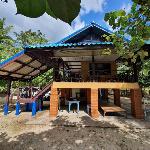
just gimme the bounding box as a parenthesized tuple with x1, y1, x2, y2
(0, 0, 132, 43)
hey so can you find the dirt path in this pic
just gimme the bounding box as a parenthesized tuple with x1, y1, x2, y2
(0, 126, 150, 150)
(0, 110, 150, 150)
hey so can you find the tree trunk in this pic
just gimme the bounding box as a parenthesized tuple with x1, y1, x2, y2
(132, 63, 138, 82)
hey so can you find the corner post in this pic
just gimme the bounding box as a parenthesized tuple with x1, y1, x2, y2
(50, 87, 58, 118)
(90, 88, 99, 119)
(130, 89, 144, 119)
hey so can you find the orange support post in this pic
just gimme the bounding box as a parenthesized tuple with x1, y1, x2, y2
(50, 87, 58, 118)
(130, 89, 144, 119)
(90, 88, 99, 119)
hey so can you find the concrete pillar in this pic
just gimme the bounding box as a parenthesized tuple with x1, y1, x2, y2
(50, 87, 58, 118)
(114, 89, 121, 107)
(130, 89, 144, 119)
(90, 89, 99, 119)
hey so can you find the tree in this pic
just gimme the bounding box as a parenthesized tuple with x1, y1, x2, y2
(1, 0, 81, 24)
(0, 20, 51, 93)
(13, 30, 51, 89)
(14, 29, 48, 48)
(0, 18, 17, 62)
(104, 1, 150, 82)
(139, 59, 150, 86)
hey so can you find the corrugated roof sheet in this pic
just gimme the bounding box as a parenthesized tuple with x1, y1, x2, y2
(24, 41, 113, 49)
(0, 50, 49, 81)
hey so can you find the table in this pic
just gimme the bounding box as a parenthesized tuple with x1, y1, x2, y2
(68, 100, 80, 113)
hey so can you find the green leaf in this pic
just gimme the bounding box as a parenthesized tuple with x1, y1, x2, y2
(46, 1, 56, 18)
(14, 0, 81, 24)
(47, 0, 81, 24)
(143, 69, 149, 76)
(144, 51, 148, 57)
(15, 0, 46, 18)
(106, 36, 110, 41)
(104, 13, 110, 22)
(117, 10, 126, 16)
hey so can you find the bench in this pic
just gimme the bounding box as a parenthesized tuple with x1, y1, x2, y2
(100, 104, 127, 117)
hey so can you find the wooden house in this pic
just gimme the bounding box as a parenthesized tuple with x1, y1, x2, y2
(0, 22, 144, 119)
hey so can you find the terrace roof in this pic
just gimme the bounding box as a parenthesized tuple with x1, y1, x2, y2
(0, 22, 122, 81)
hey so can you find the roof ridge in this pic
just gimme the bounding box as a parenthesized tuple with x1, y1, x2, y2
(55, 23, 92, 44)
(56, 22, 113, 44)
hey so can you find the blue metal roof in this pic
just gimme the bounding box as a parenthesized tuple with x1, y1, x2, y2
(56, 22, 113, 44)
(25, 41, 113, 49)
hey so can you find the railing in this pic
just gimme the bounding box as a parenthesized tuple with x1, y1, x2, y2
(56, 73, 134, 83)
(54, 69, 135, 83)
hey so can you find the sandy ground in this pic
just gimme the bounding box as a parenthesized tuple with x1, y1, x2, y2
(0, 97, 150, 150)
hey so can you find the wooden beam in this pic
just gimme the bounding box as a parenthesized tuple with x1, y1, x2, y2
(11, 58, 36, 74)
(69, 68, 81, 69)
(29, 67, 52, 81)
(0, 69, 31, 77)
(68, 65, 81, 66)
(0, 75, 29, 82)
(21, 64, 46, 79)
(53, 82, 140, 89)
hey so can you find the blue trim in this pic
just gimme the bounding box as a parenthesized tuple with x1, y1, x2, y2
(91, 22, 113, 34)
(56, 23, 92, 44)
(0, 49, 26, 68)
(24, 22, 130, 49)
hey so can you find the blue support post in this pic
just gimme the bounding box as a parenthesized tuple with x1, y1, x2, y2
(32, 101, 36, 116)
(15, 101, 20, 116)
(4, 103, 8, 115)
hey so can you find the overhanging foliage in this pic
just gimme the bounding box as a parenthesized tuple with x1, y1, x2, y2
(1, 0, 81, 24)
